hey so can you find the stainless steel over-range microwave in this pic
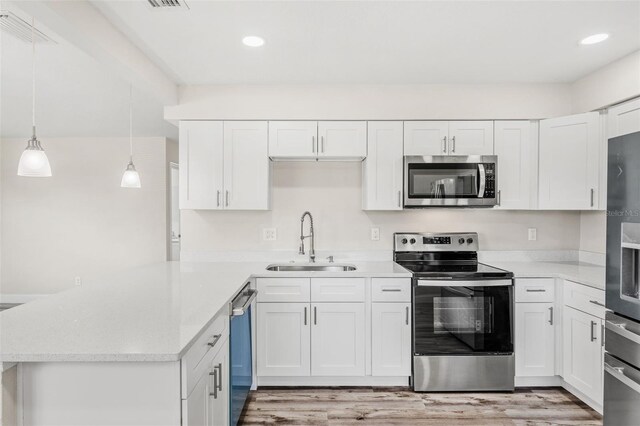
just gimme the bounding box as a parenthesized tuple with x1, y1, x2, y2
(404, 155, 498, 207)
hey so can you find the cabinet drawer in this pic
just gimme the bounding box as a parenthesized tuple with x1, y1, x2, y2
(311, 278, 365, 302)
(181, 312, 228, 398)
(563, 280, 605, 319)
(515, 278, 555, 303)
(257, 278, 311, 302)
(371, 278, 411, 302)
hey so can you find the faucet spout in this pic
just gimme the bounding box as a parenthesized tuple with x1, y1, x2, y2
(299, 211, 316, 263)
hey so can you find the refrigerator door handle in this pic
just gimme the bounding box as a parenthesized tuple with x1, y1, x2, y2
(605, 359, 640, 394)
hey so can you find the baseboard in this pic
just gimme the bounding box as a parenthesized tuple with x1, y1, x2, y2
(257, 376, 410, 387)
(515, 375, 562, 387)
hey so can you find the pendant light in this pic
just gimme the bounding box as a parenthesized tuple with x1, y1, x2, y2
(121, 85, 141, 188)
(17, 17, 51, 177)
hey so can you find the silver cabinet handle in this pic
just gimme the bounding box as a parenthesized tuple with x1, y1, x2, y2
(442, 136, 447, 153)
(602, 324, 605, 347)
(314, 306, 317, 325)
(451, 136, 456, 153)
(590, 300, 605, 307)
(398, 190, 402, 208)
(497, 190, 501, 206)
(215, 363, 222, 392)
(321, 136, 324, 153)
(304, 306, 307, 325)
(216, 190, 221, 207)
(207, 334, 222, 348)
(591, 320, 597, 342)
(312, 136, 315, 153)
(548, 307, 553, 325)
(209, 368, 218, 399)
(590, 188, 594, 207)
(526, 289, 546, 293)
(225, 190, 229, 207)
(405, 306, 409, 325)
(382, 288, 402, 292)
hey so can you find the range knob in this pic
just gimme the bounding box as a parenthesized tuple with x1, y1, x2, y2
(467, 238, 474, 244)
(401, 238, 408, 244)
(410, 238, 416, 244)
(458, 238, 465, 245)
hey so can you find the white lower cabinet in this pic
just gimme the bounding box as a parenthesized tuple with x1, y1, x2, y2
(515, 302, 555, 377)
(371, 303, 411, 376)
(183, 334, 229, 426)
(311, 302, 365, 376)
(257, 302, 311, 376)
(563, 306, 603, 405)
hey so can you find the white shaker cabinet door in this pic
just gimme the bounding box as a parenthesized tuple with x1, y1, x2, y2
(608, 97, 640, 139)
(317, 121, 367, 159)
(404, 121, 449, 155)
(182, 367, 212, 426)
(371, 303, 411, 376)
(563, 306, 603, 405)
(223, 121, 269, 210)
(179, 121, 224, 209)
(448, 121, 494, 155)
(494, 121, 537, 209)
(539, 112, 600, 210)
(257, 303, 311, 376)
(311, 303, 365, 376)
(210, 338, 229, 426)
(268, 121, 318, 158)
(515, 302, 555, 377)
(363, 121, 404, 210)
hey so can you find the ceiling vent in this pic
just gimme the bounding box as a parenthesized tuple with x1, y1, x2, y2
(0, 11, 54, 43)
(147, 0, 189, 9)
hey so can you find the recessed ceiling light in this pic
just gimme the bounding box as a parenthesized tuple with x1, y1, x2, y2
(242, 36, 265, 47)
(580, 33, 609, 45)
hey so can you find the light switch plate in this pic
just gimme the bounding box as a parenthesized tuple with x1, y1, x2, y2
(74, 276, 82, 286)
(528, 228, 537, 241)
(263, 228, 277, 241)
(371, 227, 380, 241)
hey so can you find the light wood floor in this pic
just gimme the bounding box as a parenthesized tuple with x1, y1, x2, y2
(239, 387, 602, 425)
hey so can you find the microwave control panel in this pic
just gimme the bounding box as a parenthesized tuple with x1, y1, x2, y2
(483, 163, 495, 198)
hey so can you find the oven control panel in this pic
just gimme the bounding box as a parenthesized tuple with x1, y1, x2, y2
(394, 232, 479, 252)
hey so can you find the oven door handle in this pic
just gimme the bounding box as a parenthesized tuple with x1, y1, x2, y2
(417, 279, 512, 287)
(477, 163, 486, 198)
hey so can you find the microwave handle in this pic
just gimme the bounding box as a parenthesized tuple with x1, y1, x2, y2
(477, 164, 486, 198)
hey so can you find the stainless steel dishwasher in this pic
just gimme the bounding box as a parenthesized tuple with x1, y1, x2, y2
(229, 283, 257, 426)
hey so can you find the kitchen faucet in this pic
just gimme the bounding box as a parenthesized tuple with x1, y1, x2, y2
(299, 211, 316, 263)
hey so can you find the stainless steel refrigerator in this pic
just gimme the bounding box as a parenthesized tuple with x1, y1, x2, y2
(604, 130, 640, 425)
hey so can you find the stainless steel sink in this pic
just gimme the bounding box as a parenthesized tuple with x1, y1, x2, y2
(266, 263, 357, 272)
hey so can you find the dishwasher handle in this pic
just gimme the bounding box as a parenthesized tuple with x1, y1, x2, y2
(231, 287, 258, 317)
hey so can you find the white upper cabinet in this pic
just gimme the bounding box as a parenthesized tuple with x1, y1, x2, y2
(223, 121, 270, 210)
(448, 121, 495, 155)
(179, 120, 270, 210)
(179, 121, 224, 209)
(608, 97, 640, 139)
(539, 112, 600, 210)
(268, 121, 318, 159)
(317, 121, 367, 159)
(404, 121, 494, 155)
(363, 121, 404, 210)
(494, 121, 537, 209)
(404, 121, 449, 155)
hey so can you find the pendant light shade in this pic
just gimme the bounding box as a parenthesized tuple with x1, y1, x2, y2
(18, 17, 51, 177)
(121, 84, 141, 188)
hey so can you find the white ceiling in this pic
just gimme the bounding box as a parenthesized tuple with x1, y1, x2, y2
(0, 7, 175, 138)
(94, 0, 640, 85)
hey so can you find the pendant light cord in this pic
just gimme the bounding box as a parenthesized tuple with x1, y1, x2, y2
(31, 17, 36, 138)
(129, 84, 133, 161)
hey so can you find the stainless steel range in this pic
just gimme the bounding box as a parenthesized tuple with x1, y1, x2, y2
(394, 232, 515, 392)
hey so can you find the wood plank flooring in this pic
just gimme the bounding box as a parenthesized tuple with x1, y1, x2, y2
(239, 387, 602, 425)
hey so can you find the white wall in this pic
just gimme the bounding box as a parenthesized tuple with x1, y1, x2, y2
(0, 137, 168, 295)
(167, 83, 573, 120)
(181, 162, 580, 258)
(571, 50, 640, 113)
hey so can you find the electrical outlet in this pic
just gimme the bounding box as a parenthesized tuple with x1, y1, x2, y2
(74, 276, 82, 286)
(528, 228, 537, 241)
(371, 227, 380, 241)
(263, 228, 277, 241)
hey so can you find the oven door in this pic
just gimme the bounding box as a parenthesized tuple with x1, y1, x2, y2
(404, 156, 497, 207)
(413, 279, 513, 356)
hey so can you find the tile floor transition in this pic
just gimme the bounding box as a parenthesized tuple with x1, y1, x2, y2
(239, 387, 602, 425)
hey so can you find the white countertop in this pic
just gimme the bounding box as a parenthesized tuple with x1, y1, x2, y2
(489, 260, 605, 290)
(0, 261, 410, 363)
